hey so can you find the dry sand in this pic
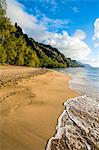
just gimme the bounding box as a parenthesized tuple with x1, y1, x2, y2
(0, 65, 79, 150)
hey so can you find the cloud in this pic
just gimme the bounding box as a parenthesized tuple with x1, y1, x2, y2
(7, 0, 91, 62)
(44, 31, 91, 61)
(7, 0, 47, 41)
(6, 0, 69, 40)
(73, 29, 86, 40)
(90, 59, 99, 68)
(39, 16, 70, 32)
(72, 6, 79, 13)
(83, 58, 99, 68)
(93, 18, 99, 47)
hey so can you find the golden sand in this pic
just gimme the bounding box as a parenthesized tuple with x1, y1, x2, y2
(0, 66, 79, 150)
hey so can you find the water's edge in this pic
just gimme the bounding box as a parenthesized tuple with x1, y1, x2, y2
(54, 67, 99, 99)
(46, 95, 99, 150)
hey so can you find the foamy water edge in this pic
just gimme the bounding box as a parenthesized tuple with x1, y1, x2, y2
(46, 95, 99, 150)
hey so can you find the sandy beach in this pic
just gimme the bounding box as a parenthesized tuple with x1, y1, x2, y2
(0, 65, 79, 150)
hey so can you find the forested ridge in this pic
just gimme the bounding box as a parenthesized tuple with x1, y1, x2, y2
(0, 0, 81, 68)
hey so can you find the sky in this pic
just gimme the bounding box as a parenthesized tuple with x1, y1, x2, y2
(7, 0, 99, 67)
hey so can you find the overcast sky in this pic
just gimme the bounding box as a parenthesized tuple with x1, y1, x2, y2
(7, 0, 99, 67)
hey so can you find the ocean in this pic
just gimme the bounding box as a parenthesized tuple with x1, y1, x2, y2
(55, 66, 99, 99)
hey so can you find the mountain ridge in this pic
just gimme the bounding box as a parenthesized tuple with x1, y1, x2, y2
(14, 23, 81, 68)
(0, 2, 81, 68)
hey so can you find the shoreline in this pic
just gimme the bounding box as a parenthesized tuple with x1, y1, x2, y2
(0, 66, 80, 150)
(46, 95, 99, 150)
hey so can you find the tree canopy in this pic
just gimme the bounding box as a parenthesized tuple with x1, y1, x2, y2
(0, 3, 80, 68)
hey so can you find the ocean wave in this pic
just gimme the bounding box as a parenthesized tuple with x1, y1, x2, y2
(46, 95, 99, 150)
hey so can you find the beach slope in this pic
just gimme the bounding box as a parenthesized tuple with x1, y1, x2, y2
(0, 66, 79, 150)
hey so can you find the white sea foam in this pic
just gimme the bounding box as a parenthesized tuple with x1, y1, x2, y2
(46, 95, 99, 150)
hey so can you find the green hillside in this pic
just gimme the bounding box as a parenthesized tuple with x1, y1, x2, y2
(0, 1, 81, 68)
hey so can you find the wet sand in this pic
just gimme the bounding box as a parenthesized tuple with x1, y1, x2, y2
(0, 65, 79, 150)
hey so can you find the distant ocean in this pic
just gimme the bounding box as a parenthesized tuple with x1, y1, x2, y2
(55, 66, 99, 99)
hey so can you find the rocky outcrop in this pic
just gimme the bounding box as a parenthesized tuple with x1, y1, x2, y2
(46, 95, 99, 150)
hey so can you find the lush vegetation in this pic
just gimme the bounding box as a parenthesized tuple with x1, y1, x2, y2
(0, 0, 80, 68)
